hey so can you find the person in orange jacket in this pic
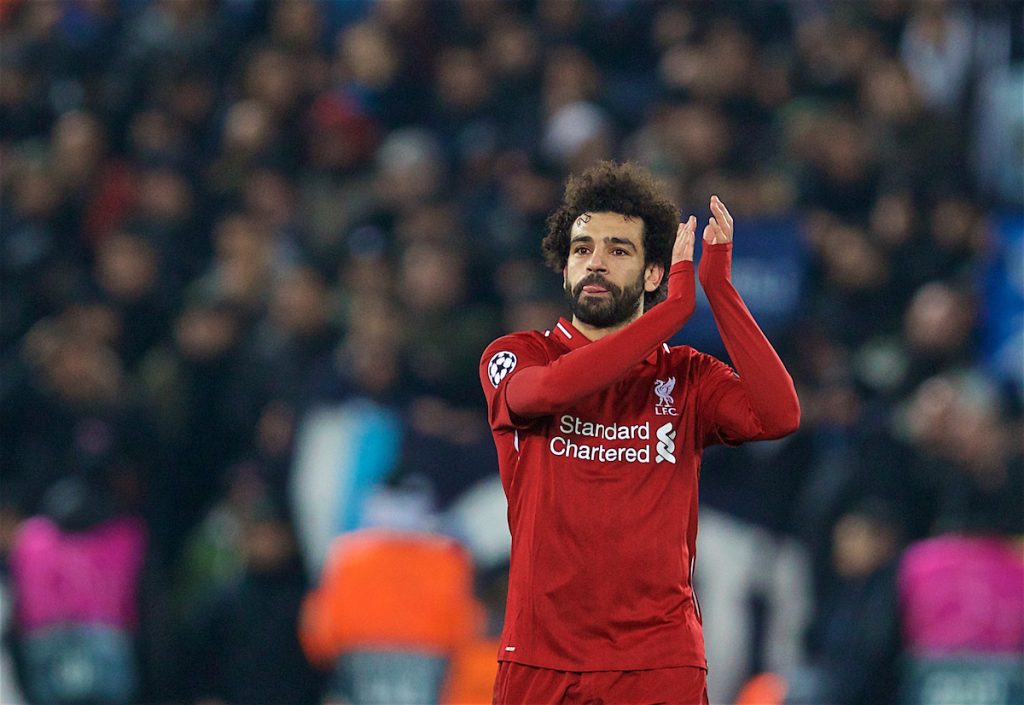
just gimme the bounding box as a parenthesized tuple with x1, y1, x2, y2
(300, 524, 480, 705)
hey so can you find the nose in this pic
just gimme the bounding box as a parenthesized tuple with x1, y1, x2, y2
(586, 251, 607, 273)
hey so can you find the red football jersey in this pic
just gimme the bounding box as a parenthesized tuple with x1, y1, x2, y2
(480, 317, 745, 672)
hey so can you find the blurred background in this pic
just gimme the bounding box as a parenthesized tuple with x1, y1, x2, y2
(0, 1, 1022, 704)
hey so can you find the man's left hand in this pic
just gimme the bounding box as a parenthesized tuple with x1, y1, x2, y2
(703, 195, 733, 244)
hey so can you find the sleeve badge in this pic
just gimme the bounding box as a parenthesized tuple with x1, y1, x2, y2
(487, 351, 517, 387)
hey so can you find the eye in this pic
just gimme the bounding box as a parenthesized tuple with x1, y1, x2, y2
(611, 248, 629, 256)
(573, 245, 591, 255)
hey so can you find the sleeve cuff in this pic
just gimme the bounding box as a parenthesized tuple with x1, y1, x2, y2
(703, 242, 733, 253)
(699, 241, 732, 282)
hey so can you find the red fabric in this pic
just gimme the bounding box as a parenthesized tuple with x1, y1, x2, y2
(492, 662, 708, 705)
(478, 243, 799, 672)
(84, 161, 137, 248)
(697, 243, 800, 440)
(505, 261, 695, 418)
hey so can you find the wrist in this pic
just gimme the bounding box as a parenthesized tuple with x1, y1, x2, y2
(667, 261, 694, 295)
(698, 242, 732, 284)
(669, 260, 694, 276)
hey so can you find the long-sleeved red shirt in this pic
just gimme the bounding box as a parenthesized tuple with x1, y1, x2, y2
(479, 242, 799, 671)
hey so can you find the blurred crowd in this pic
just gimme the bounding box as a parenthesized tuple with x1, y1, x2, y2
(0, 1, 1022, 704)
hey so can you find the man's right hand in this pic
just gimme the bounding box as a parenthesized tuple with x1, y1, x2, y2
(666, 215, 697, 306)
(673, 215, 696, 264)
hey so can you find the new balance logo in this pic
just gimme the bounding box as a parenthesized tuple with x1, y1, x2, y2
(654, 377, 677, 416)
(655, 422, 676, 463)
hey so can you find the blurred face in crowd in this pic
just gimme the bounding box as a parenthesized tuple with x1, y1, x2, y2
(52, 111, 105, 188)
(905, 373, 1008, 472)
(13, 159, 60, 220)
(341, 294, 404, 396)
(905, 374, 959, 449)
(832, 511, 898, 579)
(244, 47, 300, 116)
(244, 168, 295, 230)
(658, 104, 731, 172)
(214, 214, 273, 303)
(222, 99, 275, 156)
(64, 303, 122, 348)
(819, 224, 888, 292)
(819, 117, 872, 184)
(947, 394, 1005, 472)
(484, 19, 540, 80)
(242, 516, 296, 573)
(137, 167, 193, 224)
(95, 232, 160, 301)
(174, 306, 239, 362)
(47, 337, 123, 407)
(399, 242, 465, 313)
(337, 21, 398, 88)
(129, 109, 185, 161)
(542, 47, 598, 114)
(169, 72, 217, 128)
(861, 60, 922, 126)
(904, 282, 973, 356)
(269, 266, 330, 337)
(930, 196, 982, 252)
(256, 401, 295, 460)
(270, 0, 321, 50)
(435, 47, 491, 114)
(563, 212, 662, 329)
(375, 129, 445, 209)
(869, 192, 916, 248)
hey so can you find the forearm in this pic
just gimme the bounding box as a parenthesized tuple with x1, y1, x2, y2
(700, 244, 800, 437)
(507, 263, 695, 417)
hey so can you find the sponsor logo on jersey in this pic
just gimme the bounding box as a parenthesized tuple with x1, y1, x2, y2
(655, 422, 676, 463)
(654, 377, 677, 415)
(487, 351, 517, 387)
(547, 414, 677, 464)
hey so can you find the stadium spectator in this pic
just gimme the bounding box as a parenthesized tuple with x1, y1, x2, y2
(8, 477, 147, 705)
(181, 490, 321, 705)
(300, 487, 478, 705)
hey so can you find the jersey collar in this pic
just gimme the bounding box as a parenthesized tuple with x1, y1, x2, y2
(549, 317, 667, 364)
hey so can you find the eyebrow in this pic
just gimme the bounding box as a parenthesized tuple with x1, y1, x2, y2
(569, 235, 638, 252)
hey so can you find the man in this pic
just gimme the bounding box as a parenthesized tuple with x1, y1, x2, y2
(479, 161, 800, 705)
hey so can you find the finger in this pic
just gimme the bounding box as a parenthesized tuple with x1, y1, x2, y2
(710, 195, 729, 220)
(683, 216, 695, 252)
(676, 216, 695, 245)
(684, 214, 696, 238)
(674, 216, 696, 261)
(711, 195, 734, 231)
(712, 216, 729, 243)
(703, 221, 718, 244)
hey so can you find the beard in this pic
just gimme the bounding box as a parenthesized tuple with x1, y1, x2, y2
(565, 271, 645, 328)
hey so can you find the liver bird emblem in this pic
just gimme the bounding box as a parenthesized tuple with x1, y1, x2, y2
(654, 377, 676, 408)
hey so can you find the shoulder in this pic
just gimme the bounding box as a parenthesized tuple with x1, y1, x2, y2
(480, 330, 553, 390)
(665, 344, 736, 383)
(664, 344, 722, 369)
(481, 330, 552, 363)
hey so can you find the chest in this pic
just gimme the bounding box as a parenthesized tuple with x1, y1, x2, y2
(555, 356, 698, 430)
(521, 359, 703, 479)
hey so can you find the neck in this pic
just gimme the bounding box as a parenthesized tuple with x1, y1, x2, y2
(571, 305, 643, 342)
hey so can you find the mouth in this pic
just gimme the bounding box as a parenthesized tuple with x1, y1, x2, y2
(582, 285, 609, 295)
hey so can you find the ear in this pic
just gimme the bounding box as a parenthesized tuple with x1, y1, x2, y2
(643, 262, 665, 293)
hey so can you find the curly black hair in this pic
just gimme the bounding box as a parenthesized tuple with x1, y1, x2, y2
(542, 161, 679, 309)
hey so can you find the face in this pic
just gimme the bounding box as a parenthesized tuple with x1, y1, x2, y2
(563, 212, 663, 328)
